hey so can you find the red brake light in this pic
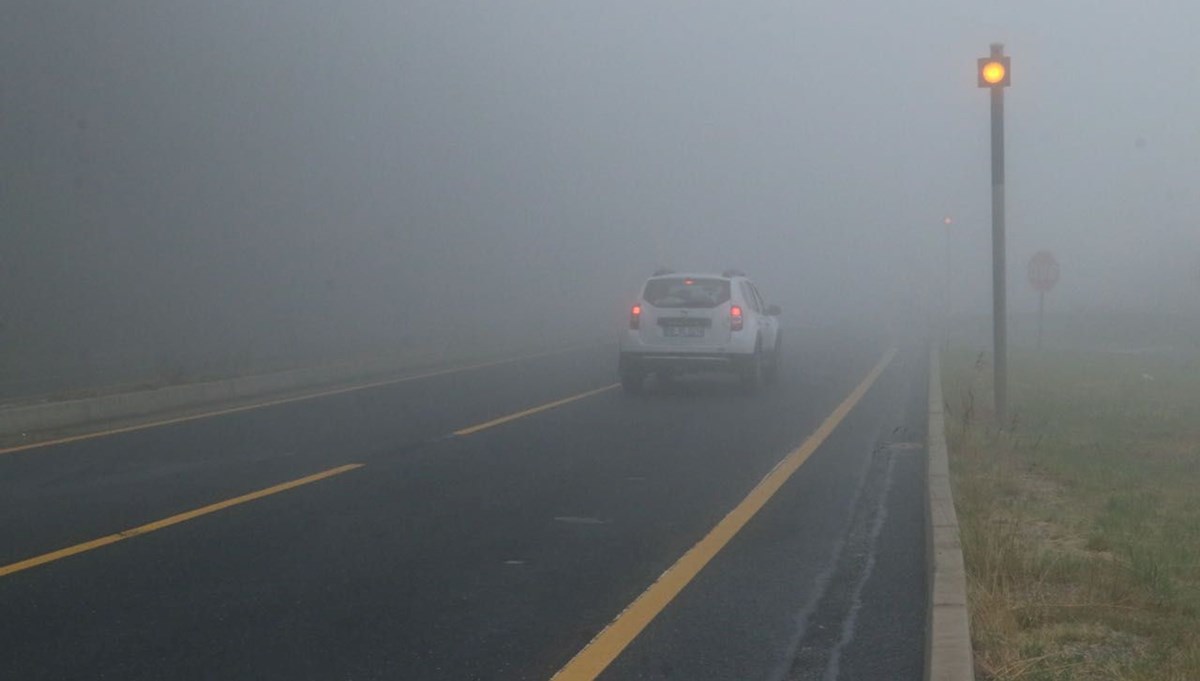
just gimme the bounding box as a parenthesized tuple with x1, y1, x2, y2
(730, 305, 744, 331)
(630, 304, 642, 330)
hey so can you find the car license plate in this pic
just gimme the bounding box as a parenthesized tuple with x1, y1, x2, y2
(665, 326, 704, 338)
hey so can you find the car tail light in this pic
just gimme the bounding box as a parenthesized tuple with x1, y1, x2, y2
(730, 305, 744, 331)
(630, 304, 642, 330)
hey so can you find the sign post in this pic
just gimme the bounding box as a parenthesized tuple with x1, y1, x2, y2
(943, 216, 953, 332)
(1027, 251, 1060, 349)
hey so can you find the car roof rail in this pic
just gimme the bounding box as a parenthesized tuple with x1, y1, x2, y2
(721, 269, 746, 278)
(651, 268, 675, 276)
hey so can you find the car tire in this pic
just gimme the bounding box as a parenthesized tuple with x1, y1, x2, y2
(621, 367, 646, 394)
(765, 334, 782, 385)
(740, 347, 764, 393)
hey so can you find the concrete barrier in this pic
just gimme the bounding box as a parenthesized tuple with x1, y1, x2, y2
(926, 346, 975, 680)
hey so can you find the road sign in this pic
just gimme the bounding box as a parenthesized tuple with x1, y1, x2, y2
(1027, 251, 1060, 293)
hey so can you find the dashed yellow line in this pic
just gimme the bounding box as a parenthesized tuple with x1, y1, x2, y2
(550, 348, 898, 681)
(452, 384, 619, 437)
(0, 464, 363, 578)
(0, 379, 620, 578)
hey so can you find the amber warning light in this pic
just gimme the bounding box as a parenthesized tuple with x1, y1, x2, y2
(978, 56, 1011, 87)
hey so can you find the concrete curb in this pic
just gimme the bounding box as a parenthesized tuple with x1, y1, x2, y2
(0, 344, 576, 440)
(926, 346, 975, 680)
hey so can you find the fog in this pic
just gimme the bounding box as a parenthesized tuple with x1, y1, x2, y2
(3, 1, 1199, 395)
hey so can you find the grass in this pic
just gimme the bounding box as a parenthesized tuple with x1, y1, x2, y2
(942, 345, 1200, 680)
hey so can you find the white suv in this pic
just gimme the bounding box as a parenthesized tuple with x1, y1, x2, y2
(619, 270, 782, 393)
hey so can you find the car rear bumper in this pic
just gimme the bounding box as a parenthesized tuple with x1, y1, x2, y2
(619, 350, 754, 374)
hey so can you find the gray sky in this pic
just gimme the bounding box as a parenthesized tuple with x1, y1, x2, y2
(3, 1, 1199, 381)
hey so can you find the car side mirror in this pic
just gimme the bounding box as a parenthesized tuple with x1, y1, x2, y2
(766, 304, 782, 316)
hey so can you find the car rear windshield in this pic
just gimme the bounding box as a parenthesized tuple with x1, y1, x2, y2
(642, 277, 731, 308)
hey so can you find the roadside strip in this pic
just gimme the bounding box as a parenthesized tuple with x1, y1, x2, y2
(0, 345, 585, 457)
(550, 348, 898, 681)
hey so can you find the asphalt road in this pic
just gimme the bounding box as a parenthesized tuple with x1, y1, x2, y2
(0, 325, 928, 680)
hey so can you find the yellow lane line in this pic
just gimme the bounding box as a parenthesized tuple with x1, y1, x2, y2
(0, 463, 363, 578)
(0, 346, 586, 457)
(550, 348, 898, 681)
(453, 384, 620, 437)
(1, 380, 618, 578)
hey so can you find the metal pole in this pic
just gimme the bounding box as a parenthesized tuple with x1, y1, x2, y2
(944, 222, 951, 324)
(1037, 291, 1044, 350)
(990, 43, 1008, 425)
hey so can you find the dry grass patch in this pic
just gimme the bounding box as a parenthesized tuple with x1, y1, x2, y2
(943, 346, 1200, 680)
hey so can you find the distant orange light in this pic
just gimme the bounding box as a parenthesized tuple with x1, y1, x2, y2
(684, 279, 695, 285)
(632, 305, 642, 316)
(980, 61, 1006, 85)
(943, 217, 953, 225)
